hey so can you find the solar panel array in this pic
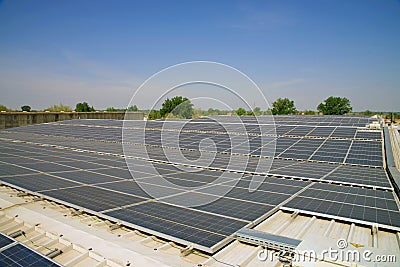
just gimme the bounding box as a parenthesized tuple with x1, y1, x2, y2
(0, 233, 60, 266)
(0, 115, 398, 253)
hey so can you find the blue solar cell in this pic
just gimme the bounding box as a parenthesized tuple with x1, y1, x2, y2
(0, 233, 14, 249)
(0, 244, 59, 267)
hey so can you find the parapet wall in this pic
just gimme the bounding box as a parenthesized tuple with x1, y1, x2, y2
(0, 112, 144, 129)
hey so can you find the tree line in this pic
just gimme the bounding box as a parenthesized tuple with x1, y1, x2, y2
(2, 96, 392, 120)
(234, 96, 352, 116)
(0, 102, 140, 113)
(268, 96, 352, 115)
(146, 96, 355, 120)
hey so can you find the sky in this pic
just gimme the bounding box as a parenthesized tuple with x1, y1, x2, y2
(0, 0, 399, 111)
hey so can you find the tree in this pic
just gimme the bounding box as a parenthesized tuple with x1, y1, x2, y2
(253, 107, 262, 116)
(45, 103, 72, 112)
(303, 110, 317, 115)
(127, 105, 139, 112)
(106, 107, 117, 112)
(21, 105, 31, 112)
(193, 108, 204, 118)
(160, 96, 194, 119)
(75, 102, 95, 112)
(0, 105, 12, 112)
(317, 96, 352, 115)
(148, 109, 161, 120)
(264, 108, 273, 115)
(206, 108, 219, 116)
(236, 108, 246, 116)
(362, 110, 374, 116)
(271, 98, 297, 115)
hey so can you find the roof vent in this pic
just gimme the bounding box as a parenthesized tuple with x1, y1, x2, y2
(236, 228, 302, 252)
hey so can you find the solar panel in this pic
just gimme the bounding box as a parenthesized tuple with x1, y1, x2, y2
(323, 165, 390, 188)
(306, 127, 334, 137)
(53, 170, 123, 184)
(0, 244, 60, 267)
(345, 140, 383, 167)
(105, 201, 248, 248)
(279, 138, 324, 160)
(164, 194, 275, 221)
(0, 164, 37, 177)
(330, 127, 357, 138)
(355, 130, 382, 140)
(0, 115, 395, 253)
(309, 139, 352, 163)
(42, 185, 147, 212)
(0, 174, 81, 192)
(283, 183, 400, 227)
(0, 233, 14, 249)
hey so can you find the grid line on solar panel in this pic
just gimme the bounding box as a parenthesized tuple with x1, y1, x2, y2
(56, 116, 375, 127)
(355, 130, 382, 140)
(283, 181, 400, 228)
(104, 201, 248, 244)
(3, 128, 382, 170)
(0, 144, 384, 188)
(162, 193, 275, 221)
(322, 165, 391, 188)
(104, 207, 230, 248)
(0, 138, 387, 190)
(297, 187, 398, 211)
(51, 170, 125, 184)
(4, 120, 382, 145)
(40, 185, 149, 212)
(279, 138, 324, 160)
(0, 146, 316, 250)
(283, 197, 400, 228)
(0, 124, 381, 171)
(0, 173, 83, 192)
(94, 180, 166, 199)
(309, 139, 352, 163)
(0, 233, 14, 249)
(0, 116, 392, 250)
(0, 243, 60, 267)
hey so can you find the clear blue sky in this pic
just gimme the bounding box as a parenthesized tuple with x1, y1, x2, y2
(0, 0, 399, 111)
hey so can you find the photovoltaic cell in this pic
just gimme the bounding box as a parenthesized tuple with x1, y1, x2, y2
(0, 174, 81, 192)
(0, 115, 395, 252)
(0, 233, 14, 249)
(310, 139, 352, 163)
(283, 183, 400, 227)
(105, 201, 248, 248)
(0, 244, 59, 267)
(42, 186, 147, 212)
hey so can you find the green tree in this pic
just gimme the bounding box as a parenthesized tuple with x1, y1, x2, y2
(148, 109, 161, 120)
(45, 103, 72, 112)
(160, 96, 193, 119)
(106, 107, 117, 112)
(303, 110, 317, 115)
(362, 110, 374, 116)
(206, 108, 218, 116)
(127, 105, 139, 112)
(193, 108, 204, 118)
(317, 96, 352, 115)
(75, 102, 95, 112)
(271, 98, 297, 115)
(253, 107, 262, 116)
(0, 105, 12, 112)
(236, 108, 246, 116)
(264, 108, 273, 115)
(21, 105, 31, 112)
